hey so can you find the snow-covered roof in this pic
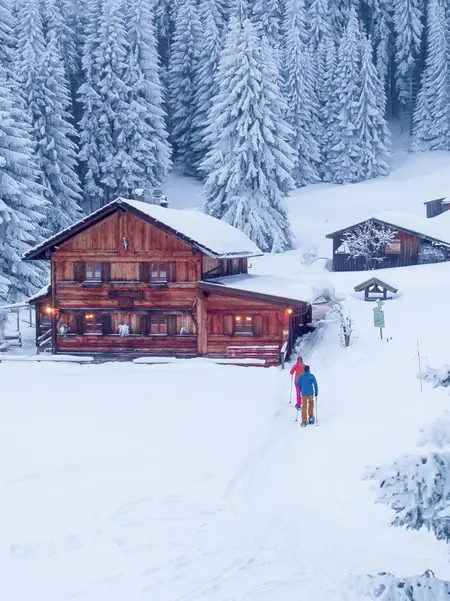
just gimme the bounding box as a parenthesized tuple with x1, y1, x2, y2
(23, 198, 262, 260)
(327, 210, 450, 247)
(200, 274, 333, 305)
(27, 284, 51, 304)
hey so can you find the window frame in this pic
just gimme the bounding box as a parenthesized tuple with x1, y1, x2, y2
(150, 314, 168, 335)
(83, 312, 103, 334)
(150, 263, 168, 282)
(85, 262, 102, 281)
(234, 315, 254, 336)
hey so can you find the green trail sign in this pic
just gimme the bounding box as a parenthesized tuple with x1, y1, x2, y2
(373, 308, 385, 328)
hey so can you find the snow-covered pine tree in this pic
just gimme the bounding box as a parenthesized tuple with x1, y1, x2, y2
(191, 0, 224, 176)
(123, 0, 172, 191)
(282, 0, 321, 186)
(367, 451, 450, 541)
(0, 75, 48, 302)
(33, 37, 83, 234)
(317, 34, 337, 181)
(167, 0, 202, 175)
(366, 0, 392, 99)
(43, 0, 79, 82)
(355, 571, 450, 601)
(410, 0, 450, 152)
(306, 0, 333, 48)
(78, 0, 104, 210)
(251, 0, 281, 46)
(327, 9, 364, 183)
(0, 0, 15, 76)
(392, 0, 423, 107)
(202, 18, 295, 252)
(355, 33, 391, 179)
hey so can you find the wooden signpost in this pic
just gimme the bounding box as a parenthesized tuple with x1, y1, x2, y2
(373, 299, 385, 339)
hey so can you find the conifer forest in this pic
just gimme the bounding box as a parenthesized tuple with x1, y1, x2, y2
(0, 0, 447, 300)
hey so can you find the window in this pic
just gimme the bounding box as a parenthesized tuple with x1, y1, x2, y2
(231, 259, 240, 275)
(86, 263, 102, 280)
(84, 312, 102, 334)
(151, 263, 167, 281)
(150, 314, 167, 335)
(386, 239, 401, 254)
(235, 315, 253, 335)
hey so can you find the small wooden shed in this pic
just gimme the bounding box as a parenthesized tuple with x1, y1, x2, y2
(354, 277, 398, 301)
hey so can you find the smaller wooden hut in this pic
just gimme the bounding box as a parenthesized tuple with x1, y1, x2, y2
(354, 277, 398, 301)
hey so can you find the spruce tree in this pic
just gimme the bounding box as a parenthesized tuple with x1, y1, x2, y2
(43, 0, 79, 82)
(367, 0, 391, 96)
(191, 0, 223, 175)
(356, 34, 391, 179)
(306, 0, 333, 48)
(34, 37, 83, 234)
(251, 0, 282, 46)
(410, 0, 450, 152)
(202, 19, 295, 252)
(317, 35, 337, 181)
(282, 0, 321, 186)
(123, 0, 172, 191)
(0, 76, 48, 302)
(78, 0, 104, 210)
(392, 0, 423, 106)
(327, 9, 363, 183)
(167, 0, 202, 174)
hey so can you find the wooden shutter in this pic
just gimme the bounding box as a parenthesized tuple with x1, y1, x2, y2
(75, 313, 84, 335)
(167, 262, 177, 282)
(139, 262, 149, 282)
(101, 314, 112, 335)
(223, 315, 235, 336)
(101, 263, 111, 282)
(74, 261, 84, 282)
(252, 315, 263, 337)
(167, 315, 177, 336)
(140, 314, 149, 336)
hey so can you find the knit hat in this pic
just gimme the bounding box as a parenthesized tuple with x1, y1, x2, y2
(304, 365, 310, 371)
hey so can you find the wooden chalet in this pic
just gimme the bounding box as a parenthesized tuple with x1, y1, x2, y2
(326, 211, 450, 272)
(23, 198, 313, 365)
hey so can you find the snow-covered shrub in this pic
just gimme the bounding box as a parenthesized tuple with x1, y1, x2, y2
(418, 411, 450, 448)
(353, 570, 450, 600)
(327, 304, 353, 347)
(342, 220, 396, 270)
(300, 245, 319, 266)
(58, 324, 70, 336)
(418, 244, 446, 264)
(420, 366, 450, 388)
(0, 307, 7, 341)
(118, 324, 130, 337)
(366, 452, 450, 541)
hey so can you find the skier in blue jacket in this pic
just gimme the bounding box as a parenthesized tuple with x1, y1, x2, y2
(296, 365, 318, 427)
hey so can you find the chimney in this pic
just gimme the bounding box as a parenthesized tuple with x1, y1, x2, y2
(153, 188, 168, 208)
(425, 197, 446, 218)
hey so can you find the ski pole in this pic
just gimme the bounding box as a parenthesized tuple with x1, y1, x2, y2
(315, 395, 319, 427)
(289, 375, 293, 404)
(295, 407, 299, 422)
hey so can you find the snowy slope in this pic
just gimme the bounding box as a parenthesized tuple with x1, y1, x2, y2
(3, 150, 450, 599)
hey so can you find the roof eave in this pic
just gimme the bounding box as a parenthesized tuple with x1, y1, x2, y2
(198, 280, 309, 307)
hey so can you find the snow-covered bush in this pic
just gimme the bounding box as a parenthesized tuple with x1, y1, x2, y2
(327, 304, 353, 347)
(342, 220, 396, 270)
(418, 411, 450, 448)
(118, 324, 130, 337)
(353, 570, 450, 600)
(0, 307, 8, 350)
(420, 366, 450, 388)
(366, 452, 450, 541)
(300, 245, 319, 266)
(418, 244, 446, 264)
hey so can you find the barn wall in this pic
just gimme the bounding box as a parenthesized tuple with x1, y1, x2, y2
(332, 229, 422, 272)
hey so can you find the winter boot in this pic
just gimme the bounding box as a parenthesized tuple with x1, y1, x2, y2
(308, 416, 315, 425)
(301, 421, 307, 427)
(295, 403, 302, 410)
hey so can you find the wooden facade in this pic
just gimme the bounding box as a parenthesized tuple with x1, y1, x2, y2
(24, 200, 312, 365)
(327, 219, 450, 272)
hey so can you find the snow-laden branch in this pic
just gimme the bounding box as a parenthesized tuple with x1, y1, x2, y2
(353, 570, 450, 600)
(342, 220, 396, 269)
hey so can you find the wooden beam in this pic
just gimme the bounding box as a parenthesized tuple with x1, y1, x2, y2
(196, 291, 208, 356)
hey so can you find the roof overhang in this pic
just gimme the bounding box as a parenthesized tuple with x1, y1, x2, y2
(354, 278, 398, 294)
(326, 217, 450, 248)
(23, 199, 262, 261)
(198, 281, 309, 308)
